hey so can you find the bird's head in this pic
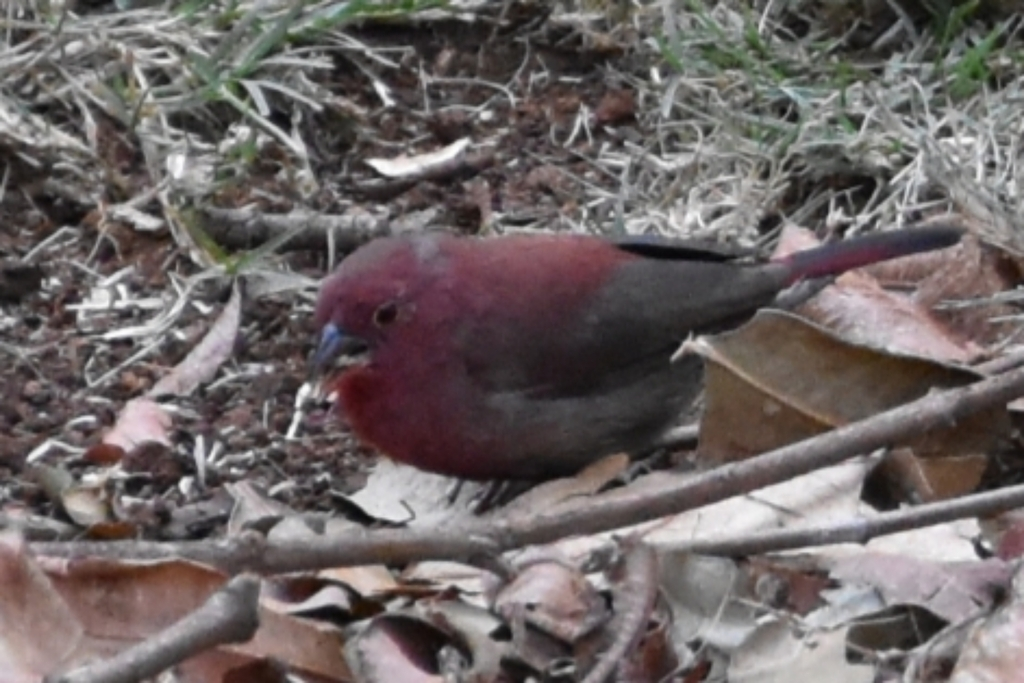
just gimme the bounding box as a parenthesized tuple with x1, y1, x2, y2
(310, 236, 443, 378)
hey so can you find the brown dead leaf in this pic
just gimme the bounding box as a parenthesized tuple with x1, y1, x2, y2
(747, 557, 830, 615)
(696, 311, 1007, 471)
(828, 553, 1011, 623)
(35, 557, 351, 681)
(951, 569, 1024, 682)
(875, 447, 988, 502)
(232, 604, 351, 680)
(0, 533, 86, 680)
(594, 88, 636, 126)
(44, 559, 227, 647)
(492, 559, 609, 644)
(102, 397, 171, 451)
(500, 453, 630, 516)
(777, 225, 979, 362)
(871, 230, 1024, 349)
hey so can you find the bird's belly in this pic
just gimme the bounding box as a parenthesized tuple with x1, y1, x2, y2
(340, 356, 703, 481)
(478, 355, 704, 479)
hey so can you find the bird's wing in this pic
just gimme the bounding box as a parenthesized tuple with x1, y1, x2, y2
(612, 235, 755, 262)
(451, 250, 787, 400)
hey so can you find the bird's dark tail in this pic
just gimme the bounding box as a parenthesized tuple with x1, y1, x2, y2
(775, 224, 963, 285)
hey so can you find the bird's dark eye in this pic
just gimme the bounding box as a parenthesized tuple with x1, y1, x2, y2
(373, 302, 399, 327)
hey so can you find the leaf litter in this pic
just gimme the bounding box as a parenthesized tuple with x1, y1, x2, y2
(2, 0, 1024, 680)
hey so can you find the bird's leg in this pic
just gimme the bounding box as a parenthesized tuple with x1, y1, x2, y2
(445, 477, 468, 504)
(617, 448, 674, 484)
(470, 479, 536, 513)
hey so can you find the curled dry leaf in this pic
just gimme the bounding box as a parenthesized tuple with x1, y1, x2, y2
(492, 559, 609, 644)
(262, 579, 355, 620)
(418, 601, 508, 679)
(776, 224, 978, 363)
(868, 227, 1024, 349)
(873, 447, 988, 503)
(225, 480, 294, 536)
(35, 557, 350, 681)
(101, 397, 172, 451)
(29, 463, 119, 530)
(60, 482, 113, 528)
(695, 310, 1007, 469)
(319, 565, 400, 599)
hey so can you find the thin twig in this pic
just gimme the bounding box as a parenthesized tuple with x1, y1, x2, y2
(197, 206, 391, 253)
(582, 541, 659, 683)
(671, 483, 1024, 556)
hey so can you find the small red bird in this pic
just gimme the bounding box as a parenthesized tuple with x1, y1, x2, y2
(312, 226, 961, 480)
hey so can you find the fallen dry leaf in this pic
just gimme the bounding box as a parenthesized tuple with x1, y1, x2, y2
(639, 460, 872, 548)
(827, 553, 1011, 623)
(729, 622, 872, 683)
(34, 557, 350, 681)
(776, 224, 979, 363)
(101, 397, 172, 451)
(951, 567, 1024, 682)
(874, 447, 988, 502)
(0, 533, 86, 681)
(660, 553, 760, 653)
(870, 229, 1024, 349)
(344, 613, 455, 683)
(492, 559, 609, 643)
(695, 310, 1006, 467)
(500, 453, 630, 517)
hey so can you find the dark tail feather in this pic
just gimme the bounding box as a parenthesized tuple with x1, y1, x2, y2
(776, 224, 963, 285)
